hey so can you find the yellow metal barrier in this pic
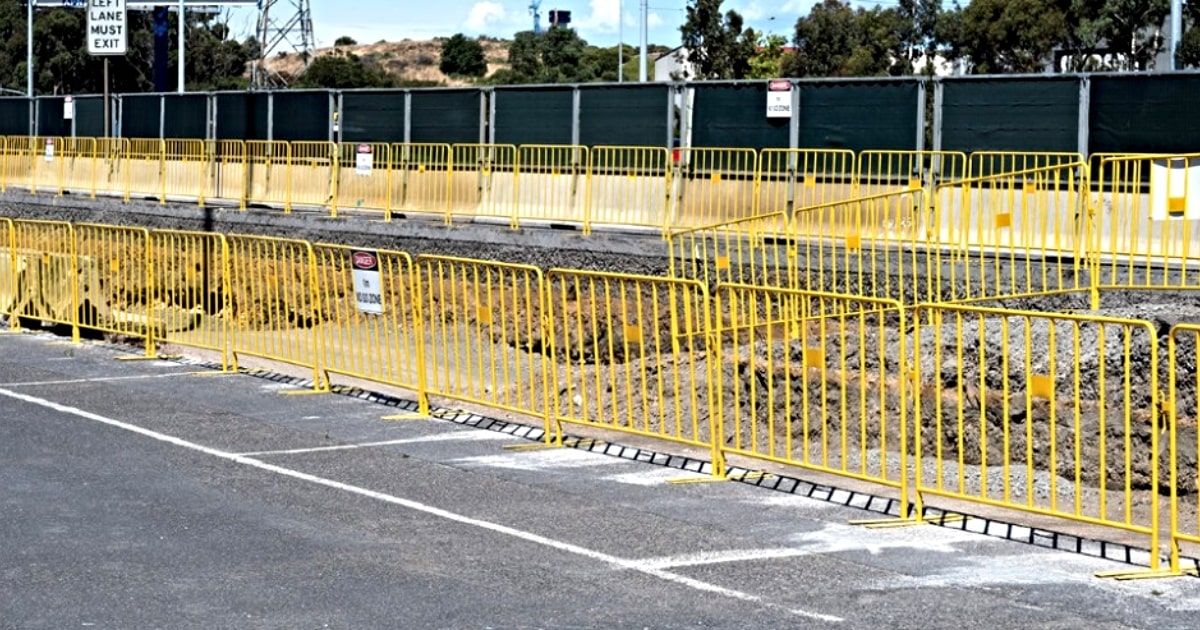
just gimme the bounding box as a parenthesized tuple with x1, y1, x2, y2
(206, 140, 247, 208)
(55, 137, 97, 197)
(93, 138, 126, 199)
(288, 141, 336, 211)
(334, 142, 391, 216)
(969, 151, 1085, 179)
(0, 217, 12, 319)
(587, 146, 671, 232)
(72, 224, 154, 352)
(934, 162, 1090, 303)
(313, 244, 426, 410)
(7, 220, 78, 340)
(714, 283, 908, 504)
(246, 140, 290, 211)
(415, 255, 547, 425)
(124, 138, 164, 203)
(390, 142, 452, 220)
(668, 211, 793, 289)
(149, 229, 231, 369)
(671, 190, 932, 302)
(164, 139, 207, 204)
(29, 136, 61, 194)
(673, 147, 759, 229)
(515, 144, 588, 229)
(1169, 324, 1200, 573)
(5, 136, 35, 193)
(1091, 154, 1200, 290)
(758, 149, 858, 214)
(790, 189, 934, 301)
(448, 144, 518, 224)
(857, 150, 967, 199)
(544, 269, 718, 466)
(226, 235, 325, 390)
(912, 303, 1163, 568)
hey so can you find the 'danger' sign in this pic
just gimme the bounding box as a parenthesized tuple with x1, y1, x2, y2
(87, 0, 128, 56)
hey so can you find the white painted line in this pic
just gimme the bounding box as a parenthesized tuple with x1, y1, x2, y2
(603, 468, 710, 486)
(449, 449, 627, 472)
(239, 431, 518, 457)
(0, 386, 842, 623)
(634, 548, 817, 570)
(0, 372, 195, 387)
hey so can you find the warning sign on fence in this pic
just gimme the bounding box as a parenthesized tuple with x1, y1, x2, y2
(351, 249, 384, 314)
(355, 144, 373, 176)
(766, 80, 792, 119)
(44, 138, 54, 162)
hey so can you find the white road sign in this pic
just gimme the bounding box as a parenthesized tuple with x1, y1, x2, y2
(87, 0, 128, 56)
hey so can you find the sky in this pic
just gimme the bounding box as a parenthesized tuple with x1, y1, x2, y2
(219, 0, 857, 50)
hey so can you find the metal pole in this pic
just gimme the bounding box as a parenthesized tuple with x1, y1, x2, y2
(638, 0, 647, 82)
(26, 0, 33, 97)
(618, 0, 623, 82)
(178, 0, 186, 92)
(104, 58, 110, 137)
(1171, 0, 1182, 70)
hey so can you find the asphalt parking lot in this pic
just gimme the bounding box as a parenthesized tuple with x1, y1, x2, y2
(5, 330, 1200, 629)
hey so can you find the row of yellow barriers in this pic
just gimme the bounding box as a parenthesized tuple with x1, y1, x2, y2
(673, 153, 1200, 305)
(0, 135, 1092, 235)
(2, 215, 1198, 577)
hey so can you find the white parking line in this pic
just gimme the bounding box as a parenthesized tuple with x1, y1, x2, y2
(0, 386, 843, 623)
(0, 372, 196, 387)
(633, 548, 817, 570)
(239, 431, 518, 457)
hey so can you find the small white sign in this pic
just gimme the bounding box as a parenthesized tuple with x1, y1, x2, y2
(87, 0, 128, 56)
(64, 96, 75, 120)
(767, 80, 792, 119)
(44, 138, 54, 162)
(355, 144, 373, 176)
(351, 249, 384, 314)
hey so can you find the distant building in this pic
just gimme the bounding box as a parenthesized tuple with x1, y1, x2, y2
(654, 46, 695, 82)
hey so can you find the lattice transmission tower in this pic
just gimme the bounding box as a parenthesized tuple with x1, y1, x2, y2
(252, 0, 316, 88)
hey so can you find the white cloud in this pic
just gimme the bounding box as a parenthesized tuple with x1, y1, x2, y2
(575, 0, 622, 34)
(647, 12, 664, 28)
(465, 1, 508, 32)
(780, 0, 816, 13)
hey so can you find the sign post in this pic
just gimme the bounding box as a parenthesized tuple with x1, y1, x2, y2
(87, 0, 128, 138)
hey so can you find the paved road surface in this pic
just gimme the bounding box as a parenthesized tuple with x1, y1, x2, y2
(3, 330, 1200, 629)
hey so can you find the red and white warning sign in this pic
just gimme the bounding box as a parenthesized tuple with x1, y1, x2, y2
(355, 143, 373, 176)
(767, 80, 792, 119)
(351, 249, 384, 314)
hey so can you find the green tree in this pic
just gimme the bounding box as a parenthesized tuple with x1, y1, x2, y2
(334, 35, 357, 46)
(439, 33, 487, 77)
(747, 33, 788, 78)
(296, 50, 394, 89)
(784, 0, 918, 77)
(503, 27, 592, 83)
(680, 0, 757, 79)
(1179, 0, 1200, 67)
(0, 3, 254, 95)
(944, 0, 1067, 73)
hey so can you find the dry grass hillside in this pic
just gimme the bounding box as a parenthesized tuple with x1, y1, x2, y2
(260, 38, 511, 86)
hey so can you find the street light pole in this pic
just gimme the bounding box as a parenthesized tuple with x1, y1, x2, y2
(178, 0, 185, 92)
(638, 0, 647, 82)
(27, 0, 33, 97)
(618, 0, 623, 82)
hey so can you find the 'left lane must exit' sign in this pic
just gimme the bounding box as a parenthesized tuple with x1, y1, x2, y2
(87, 0, 127, 56)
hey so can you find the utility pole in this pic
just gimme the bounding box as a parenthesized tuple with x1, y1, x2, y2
(1171, 0, 1182, 70)
(27, 0, 33, 97)
(638, 0, 647, 82)
(618, 0, 623, 82)
(178, 0, 186, 92)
